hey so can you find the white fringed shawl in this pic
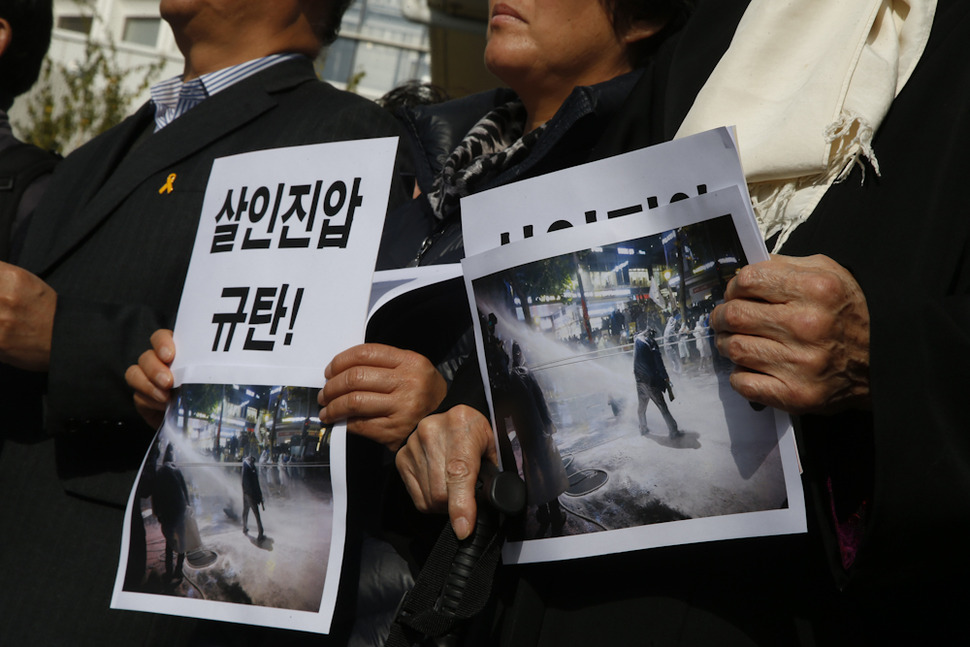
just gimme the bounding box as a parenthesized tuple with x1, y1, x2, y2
(675, 0, 937, 250)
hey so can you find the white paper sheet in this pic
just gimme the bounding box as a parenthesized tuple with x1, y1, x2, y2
(461, 149, 805, 564)
(461, 127, 746, 256)
(111, 138, 397, 634)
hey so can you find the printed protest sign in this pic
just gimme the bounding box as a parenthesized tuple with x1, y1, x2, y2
(112, 138, 397, 634)
(460, 138, 805, 564)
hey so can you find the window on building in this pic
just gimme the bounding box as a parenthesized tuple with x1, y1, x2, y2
(320, 0, 431, 97)
(56, 15, 93, 34)
(122, 17, 161, 47)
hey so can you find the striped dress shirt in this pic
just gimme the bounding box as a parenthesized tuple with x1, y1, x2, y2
(149, 53, 305, 132)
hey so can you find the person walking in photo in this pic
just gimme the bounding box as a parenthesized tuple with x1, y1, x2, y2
(633, 329, 681, 438)
(241, 455, 265, 542)
(152, 444, 190, 584)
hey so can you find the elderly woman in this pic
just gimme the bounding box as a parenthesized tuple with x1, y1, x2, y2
(320, 0, 691, 504)
(297, 0, 692, 537)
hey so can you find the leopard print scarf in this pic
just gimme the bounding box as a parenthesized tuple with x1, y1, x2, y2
(426, 99, 546, 221)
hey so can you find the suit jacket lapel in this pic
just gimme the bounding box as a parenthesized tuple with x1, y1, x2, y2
(34, 59, 316, 276)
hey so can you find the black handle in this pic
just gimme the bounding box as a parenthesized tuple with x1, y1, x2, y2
(433, 461, 524, 617)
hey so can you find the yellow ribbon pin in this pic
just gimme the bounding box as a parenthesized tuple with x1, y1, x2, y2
(159, 173, 177, 194)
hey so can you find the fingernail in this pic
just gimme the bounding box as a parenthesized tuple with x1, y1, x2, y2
(323, 362, 333, 379)
(159, 346, 174, 362)
(453, 516, 471, 540)
(155, 371, 172, 388)
(152, 388, 167, 403)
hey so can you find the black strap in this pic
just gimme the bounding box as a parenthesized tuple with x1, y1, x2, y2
(385, 466, 524, 647)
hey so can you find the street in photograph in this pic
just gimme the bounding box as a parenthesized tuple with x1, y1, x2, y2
(121, 384, 334, 613)
(471, 215, 789, 545)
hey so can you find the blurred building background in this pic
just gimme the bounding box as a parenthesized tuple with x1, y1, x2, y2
(9, 0, 496, 150)
(10, 0, 494, 130)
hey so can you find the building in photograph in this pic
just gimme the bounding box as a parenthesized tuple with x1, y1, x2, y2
(497, 219, 744, 345)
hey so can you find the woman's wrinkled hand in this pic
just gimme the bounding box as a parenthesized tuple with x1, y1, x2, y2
(318, 343, 447, 451)
(395, 405, 497, 540)
(711, 254, 871, 414)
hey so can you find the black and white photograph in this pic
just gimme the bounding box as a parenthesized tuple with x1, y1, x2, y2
(116, 383, 342, 631)
(463, 188, 805, 563)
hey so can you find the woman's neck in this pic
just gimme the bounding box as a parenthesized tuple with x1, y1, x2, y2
(517, 62, 633, 133)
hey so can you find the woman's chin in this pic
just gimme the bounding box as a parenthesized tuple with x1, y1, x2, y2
(485, 49, 535, 89)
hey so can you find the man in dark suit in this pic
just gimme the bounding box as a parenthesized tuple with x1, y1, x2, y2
(632, 328, 680, 438)
(0, 1, 408, 643)
(0, 0, 59, 263)
(0, 0, 58, 462)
